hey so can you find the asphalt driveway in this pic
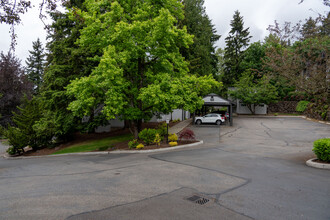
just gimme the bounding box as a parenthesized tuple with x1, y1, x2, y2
(0, 117, 329, 220)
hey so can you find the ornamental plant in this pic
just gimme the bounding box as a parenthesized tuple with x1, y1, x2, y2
(179, 128, 196, 140)
(128, 139, 139, 149)
(138, 128, 158, 145)
(154, 134, 161, 147)
(312, 138, 330, 162)
(169, 142, 178, 147)
(168, 133, 178, 142)
(136, 143, 144, 150)
(156, 122, 167, 137)
(296, 101, 310, 113)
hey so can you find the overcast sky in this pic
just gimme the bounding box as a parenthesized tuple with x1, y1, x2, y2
(0, 0, 328, 64)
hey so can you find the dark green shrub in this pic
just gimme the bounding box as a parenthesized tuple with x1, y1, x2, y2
(296, 101, 310, 113)
(313, 138, 330, 162)
(156, 122, 167, 136)
(138, 128, 158, 145)
(2, 126, 27, 155)
(128, 139, 139, 149)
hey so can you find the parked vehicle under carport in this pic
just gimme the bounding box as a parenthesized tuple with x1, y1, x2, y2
(195, 114, 225, 125)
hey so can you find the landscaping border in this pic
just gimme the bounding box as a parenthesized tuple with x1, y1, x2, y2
(2, 140, 204, 159)
(306, 158, 330, 170)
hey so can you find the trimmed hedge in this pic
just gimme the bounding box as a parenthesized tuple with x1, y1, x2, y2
(313, 138, 330, 162)
(296, 100, 310, 113)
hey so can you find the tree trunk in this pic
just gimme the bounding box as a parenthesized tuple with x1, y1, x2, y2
(247, 104, 256, 115)
(130, 119, 143, 139)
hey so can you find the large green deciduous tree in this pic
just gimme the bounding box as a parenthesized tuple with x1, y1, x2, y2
(25, 38, 45, 94)
(222, 10, 251, 90)
(229, 72, 278, 114)
(180, 0, 220, 77)
(67, 0, 220, 138)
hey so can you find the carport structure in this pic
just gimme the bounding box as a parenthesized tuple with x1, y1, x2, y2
(195, 93, 234, 126)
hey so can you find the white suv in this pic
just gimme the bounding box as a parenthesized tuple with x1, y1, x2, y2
(195, 114, 225, 125)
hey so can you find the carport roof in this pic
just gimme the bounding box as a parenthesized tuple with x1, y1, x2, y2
(203, 93, 235, 106)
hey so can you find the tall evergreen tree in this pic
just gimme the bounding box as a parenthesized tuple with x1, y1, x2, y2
(25, 38, 45, 94)
(180, 0, 220, 77)
(34, 0, 99, 141)
(222, 10, 251, 90)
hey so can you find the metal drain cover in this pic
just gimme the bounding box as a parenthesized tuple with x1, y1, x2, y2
(186, 195, 210, 205)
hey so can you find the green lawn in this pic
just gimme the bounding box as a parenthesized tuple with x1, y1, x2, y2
(52, 134, 133, 155)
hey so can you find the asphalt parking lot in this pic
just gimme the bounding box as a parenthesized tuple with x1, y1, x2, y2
(0, 116, 329, 220)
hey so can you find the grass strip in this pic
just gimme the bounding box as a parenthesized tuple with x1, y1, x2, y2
(52, 134, 133, 155)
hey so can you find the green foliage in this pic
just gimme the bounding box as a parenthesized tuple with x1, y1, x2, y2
(67, 0, 220, 138)
(1, 97, 47, 153)
(156, 122, 168, 137)
(168, 133, 178, 142)
(2, 126, 26, 155)
(138, 128, 158, 145)
(53, 134, 132, 155)
(313, 138, 330, 162)
(25, 38, 45, 94)
(222, 10, 251, 89)
(296, 101, 310, 112)
(180, 0, 220, 77)
(154, 134, 161, 146)
(229, 71, 278, 114)
(128, 139, 139, 149)
(240, 42, 266, 75)
(36, 1, 99, 142)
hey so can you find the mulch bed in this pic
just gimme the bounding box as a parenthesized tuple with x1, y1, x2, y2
(312, 159, 330, 164)
(110, 140, 197, 151)
(19, 121, 185, 157)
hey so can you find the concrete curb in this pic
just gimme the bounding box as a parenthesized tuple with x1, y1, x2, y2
(306, 158, 330, 170)
(2, 140, 204, 159)
(109, 140, 203, 154)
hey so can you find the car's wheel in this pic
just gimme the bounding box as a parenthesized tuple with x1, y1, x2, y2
(216, 120, 222, 125)
(196, 120, 202, 125)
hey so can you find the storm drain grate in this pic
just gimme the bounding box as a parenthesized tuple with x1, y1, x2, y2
(186, 195, 210, 205)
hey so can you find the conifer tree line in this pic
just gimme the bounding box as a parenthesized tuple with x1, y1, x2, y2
(0, 0, 329, 154)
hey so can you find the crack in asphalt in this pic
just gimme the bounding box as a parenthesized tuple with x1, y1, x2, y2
(220, 126, 242, 137)
(148, 152, 253, 218)
(65, 186, 255, 220)
(260, 122, 289, 146)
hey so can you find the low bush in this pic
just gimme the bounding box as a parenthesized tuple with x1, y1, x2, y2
(136, 143, 144, 149)
(138, 128, 158, 145)
(296, 101, 310, 113)
(168, 133, 178, 142)
(169, 141, 178, 147)
(128, 139, 139, 149)
(156, 122, 167, 136)
(179, 128, 195, 140)
(2, 126, 27, 155)
(313, 138, 330, 162)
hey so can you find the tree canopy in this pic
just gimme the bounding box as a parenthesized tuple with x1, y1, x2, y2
(222, 10, 251, 89)
(25, 38, 45, 94)
(180, 0, 220, 77)
(67, 0, 220, 138)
